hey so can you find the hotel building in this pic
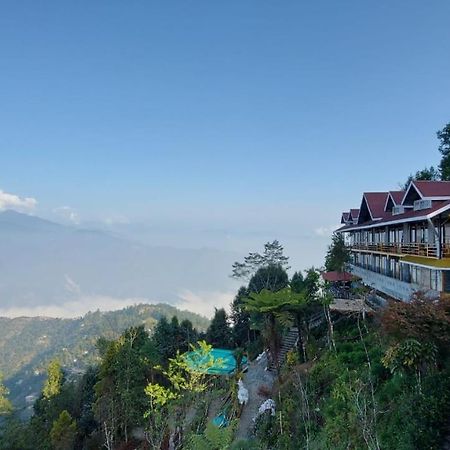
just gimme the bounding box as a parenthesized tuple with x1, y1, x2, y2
(337, 180, 450, 301)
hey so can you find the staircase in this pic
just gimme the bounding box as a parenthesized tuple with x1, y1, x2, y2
(268, 327, 299, 372)
(267, 312, 327, 372)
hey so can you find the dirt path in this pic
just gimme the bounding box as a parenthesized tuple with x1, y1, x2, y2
(234, 352, 275, 441)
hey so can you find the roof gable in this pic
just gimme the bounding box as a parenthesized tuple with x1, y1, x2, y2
(384, 190, 405, 212)
(357, 193, 389, 224)
(350, 209, 359, 221)
(341, 212, 350, 224)
(402, 181, 422, 205)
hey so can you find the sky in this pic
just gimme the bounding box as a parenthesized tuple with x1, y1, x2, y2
(1, 0, 450, 272)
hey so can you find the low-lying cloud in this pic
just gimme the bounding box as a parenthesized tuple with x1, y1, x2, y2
(0, 290, 235, 320)
(0, 189, 37, 211)
(176, 289, 235, 318)
(0, 295, 147, 318)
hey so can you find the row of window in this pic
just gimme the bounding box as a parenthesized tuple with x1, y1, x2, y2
(351, 253, 441, 291)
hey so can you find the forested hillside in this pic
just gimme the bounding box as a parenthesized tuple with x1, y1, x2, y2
(0, 304, 209, 412)
(0, 239, 449, 449)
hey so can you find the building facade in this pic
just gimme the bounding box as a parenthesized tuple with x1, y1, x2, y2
(337, 180, 450, 301)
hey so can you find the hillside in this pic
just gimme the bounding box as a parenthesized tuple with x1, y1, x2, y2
(0, 303, 209, 411)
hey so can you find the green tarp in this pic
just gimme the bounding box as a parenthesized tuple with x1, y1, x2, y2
(184, 348, 247, 375)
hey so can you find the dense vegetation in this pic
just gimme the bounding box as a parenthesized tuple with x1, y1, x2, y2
(0, 304, 209, 412)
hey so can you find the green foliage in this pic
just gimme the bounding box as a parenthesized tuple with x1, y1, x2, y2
(0, 374, 12, 414)
(403, 166, 440, 189)
(231, 240, 290, 280)
(0, 303, 208, 411)
(324, 233, 351, 273)
(438, 122, 450, 180)
(206, 308, 233, 348)
(187, 421, 236, 450)
(252, 315, 450, 450)
(231, 286, 252, 347)
(244, 287, 306, 314)
(50, 410, 77, 450)
(248, 264, 289, 294)
(42, 359, 63, 400)
(290, 271, 304, 293)
(382, 338, 437, 376)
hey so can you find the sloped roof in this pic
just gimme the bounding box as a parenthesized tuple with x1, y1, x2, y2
(337, 199, 450, 232)
(389, 191, 404, 204)
(341, 212, 350, 223)
(413, 180, 450, 198)
(363, 192, 389, 219)
(350, 209, 360, 220)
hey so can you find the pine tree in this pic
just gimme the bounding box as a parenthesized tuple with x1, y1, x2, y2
(50, 410, 77, 450)
(231, 287, 251, 347)
(206, 309, 232, 348)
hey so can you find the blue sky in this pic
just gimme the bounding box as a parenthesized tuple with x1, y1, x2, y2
(1, 1, 450, 269)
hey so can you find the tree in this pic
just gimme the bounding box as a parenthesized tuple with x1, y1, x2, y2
(248, 264, 289, 294)
(231, 240, 290, 280)
(206, 308, 232, 348)
(381, 293, 450, 354)
(244, 288, 306, 370)
(325, 233, 351, 273)
(50, 410, 77, 450)
(43, 360, 64, 400)
(231, 287, 251, 347)
(438, 122, 450, 180)
(145, 341, 220, 448)
(94, 326, 151, 446)
(153, 316, 177, 363)
(290, 271, 305, 293)
(403, 166, 440, 189)
(0, 374, 12, 415)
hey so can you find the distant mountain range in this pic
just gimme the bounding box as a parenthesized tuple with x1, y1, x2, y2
(0, 210, 240, 317)
(0, 303, 210, 413)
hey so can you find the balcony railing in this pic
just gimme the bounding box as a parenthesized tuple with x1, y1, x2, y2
(350, 242, 439, 258)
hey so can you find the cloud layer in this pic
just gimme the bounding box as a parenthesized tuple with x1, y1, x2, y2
(0, 189, 37, 211)
(0, 289, 234, 319)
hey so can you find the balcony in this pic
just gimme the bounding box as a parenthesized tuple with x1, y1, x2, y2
(350, 242, 439, 258)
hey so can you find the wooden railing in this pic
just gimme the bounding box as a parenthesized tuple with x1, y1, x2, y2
(350, 242, 438, 258)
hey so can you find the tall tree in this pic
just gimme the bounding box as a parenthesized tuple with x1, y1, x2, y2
(50, 410, 77, 450)
(206, 308, 232, 348)
(290, 271, 305, 293)
(325, 233, 351, 273)
(438, 122, 450, 180)
(230, 286, 251, 346)
(0, 374, 12, 415)
(94, 326, 151, 446)
(248, 264, 289, 294)
(231, 240, 290, 280)
(43, 360, 64, 400)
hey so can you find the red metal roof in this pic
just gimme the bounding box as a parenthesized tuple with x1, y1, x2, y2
(364, 192, 389, 219)
(321, 271, 357, 282)
(337, 199, 450, 232)
(413, 180, 450, 198)
(389, 190, 404, 204)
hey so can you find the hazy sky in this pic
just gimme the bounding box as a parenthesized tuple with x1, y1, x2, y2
(1, 1, 450, 270)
